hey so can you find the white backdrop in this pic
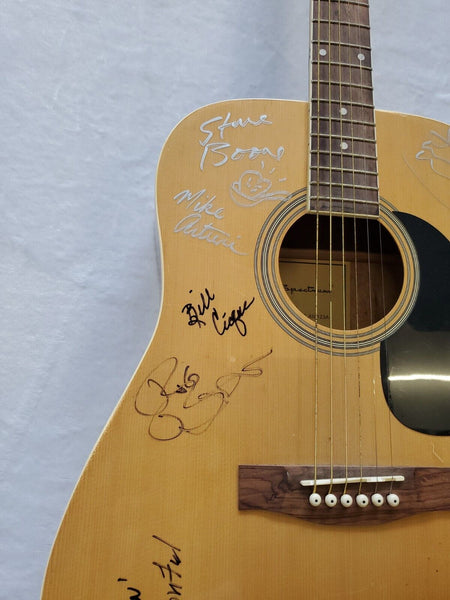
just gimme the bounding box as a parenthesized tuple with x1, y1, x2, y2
(1, 1, 448, 597)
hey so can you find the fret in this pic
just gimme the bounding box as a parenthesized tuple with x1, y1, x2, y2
(311, 104, 375, 122)
(312, 79, 373, 91)
(311, 65, 373, 88)
(311, 134, 376, 152)
(310, 169, 378, 187)
(311, 115, 375, 128)
(311, 166, 378, 177)
(311, 85, 374, 105)
(308, 196, 380, 218)
(310, 183, 379, 194)
(310, 174, 379, 192)
(314, 133, 376, 144)
(309, 192, 379, 204)
(312, 59, 372, 72)
(311, 121, 376, 140)
(313, 0, 369, 7)
(311, 96, 375, 110)
(311, 40, 372, 51)
(312, 19, 370, 30)
(310, 154, 378, 172)
(312, 23, 371, 47)
(310, 165, 378, 182)
(314, 0, 370, 22)
(312, 47, 373, 68)
(311, 133, 376, 151)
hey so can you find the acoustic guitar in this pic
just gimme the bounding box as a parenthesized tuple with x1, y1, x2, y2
(42, 0, 450, 598)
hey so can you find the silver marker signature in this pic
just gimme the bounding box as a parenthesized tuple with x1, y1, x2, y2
(199, 112, 284, 171)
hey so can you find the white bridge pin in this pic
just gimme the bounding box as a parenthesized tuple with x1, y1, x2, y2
(356, 494, 369, 507)
(309, 493, 322, 507)
(325, 493, 338, 507)
(341, 494, 353, 508)
(372, 493, 384, 507)
(387, 493, 400, 507)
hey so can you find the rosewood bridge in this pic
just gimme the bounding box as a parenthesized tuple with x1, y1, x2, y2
(238, 465, 450, 525)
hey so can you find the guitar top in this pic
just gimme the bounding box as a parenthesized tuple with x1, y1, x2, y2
(42, 1, 449, 598)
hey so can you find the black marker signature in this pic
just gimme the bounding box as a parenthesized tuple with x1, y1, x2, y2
(181, 288, 255, 336)
(153, 535, 182, 598)
(181, 288, 215, 328)
(135, 350, 272, 441)
(211, 297, 255, 336)
(117, 578, 142, 599)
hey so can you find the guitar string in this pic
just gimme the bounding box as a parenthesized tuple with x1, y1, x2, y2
(337, 0, 350, 495)
(326, 0, 336, 497)
(335, 0, 357, 495)
(359, 0, 384, 496)
(349, 0, 365, 494)
(312, 0, 321, 495)
(377, 220, 396, 494)
(361, 1, 380, 495)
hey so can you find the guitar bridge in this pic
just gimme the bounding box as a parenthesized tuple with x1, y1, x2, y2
(238, 465, 450, 525)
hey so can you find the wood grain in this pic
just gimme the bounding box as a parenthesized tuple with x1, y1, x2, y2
(41, 101, 449, 599)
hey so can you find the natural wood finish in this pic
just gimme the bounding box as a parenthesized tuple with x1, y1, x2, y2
(41, 101, 449, 599)
(239, 465, 450, 524)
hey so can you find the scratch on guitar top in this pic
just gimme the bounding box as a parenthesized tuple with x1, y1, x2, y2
(432, 443, 444, 464)
(402, 153, 449, 210)
(416, 128, 450, 180)
(134, 350, 272, 441)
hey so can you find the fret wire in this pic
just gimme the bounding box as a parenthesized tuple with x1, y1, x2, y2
(312, 116, 375, 127)
(312, 60, 372, 71)
(312, 19, 370, 30)
(312, 151, 377, 160)
(314, 133, 376, 143)
(311, 196, 379, 205)
(310, 182, 379, 191)
(312, 80, 373, 90)
(312, 40, 372, 50)
(311, 166, 378, 176)
(311, 98, 375, 109)
(312, 0, 369, 7)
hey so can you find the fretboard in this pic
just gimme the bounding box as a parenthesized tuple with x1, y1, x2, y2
(308, 0, 379, 217)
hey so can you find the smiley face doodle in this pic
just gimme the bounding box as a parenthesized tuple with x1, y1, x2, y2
(230, 169, 289, 207)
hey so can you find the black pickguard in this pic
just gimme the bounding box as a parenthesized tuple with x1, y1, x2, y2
(380, 212, 450, 435)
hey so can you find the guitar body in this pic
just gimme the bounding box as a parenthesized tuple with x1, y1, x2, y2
(42, 100, 449, 599)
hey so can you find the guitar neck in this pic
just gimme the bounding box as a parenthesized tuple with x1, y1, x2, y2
(308, 0, 379, 217)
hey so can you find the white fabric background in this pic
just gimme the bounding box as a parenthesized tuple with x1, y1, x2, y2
(1, 1, 448, 597)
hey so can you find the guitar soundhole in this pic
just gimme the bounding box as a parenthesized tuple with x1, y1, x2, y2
(279, 214, 404, 331)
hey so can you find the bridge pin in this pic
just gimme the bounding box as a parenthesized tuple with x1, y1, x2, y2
(309, 493, 322, 507)
(371, 493, 384, 507)
(325, 493, 338, 507)
(356, 494, 369, 507)
(340, 493, 353, 508)
(387, 493, 400, 507)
